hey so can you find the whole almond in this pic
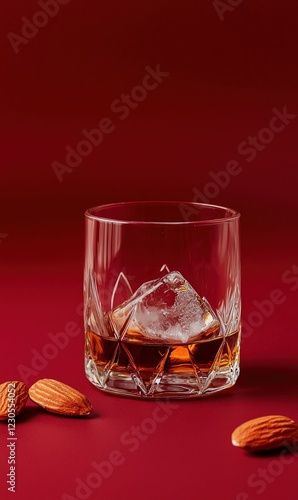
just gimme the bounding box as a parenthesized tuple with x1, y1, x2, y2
(29, 379, 92, 416)
(232, 415, 298, 451)
(0, 381, 29, 420)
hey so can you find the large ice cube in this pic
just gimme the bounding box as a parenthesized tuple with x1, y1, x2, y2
(108, 271, 220, 343)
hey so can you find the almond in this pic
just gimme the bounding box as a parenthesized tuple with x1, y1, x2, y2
(0, 381, 29, 420)
(29, 379, 92, 416)
(232, 415, 298, 451)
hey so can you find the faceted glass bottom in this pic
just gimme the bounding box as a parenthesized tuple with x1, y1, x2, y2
(85, 329, 240, 399)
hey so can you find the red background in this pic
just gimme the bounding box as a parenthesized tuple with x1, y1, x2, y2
(1, 1, 298, 499)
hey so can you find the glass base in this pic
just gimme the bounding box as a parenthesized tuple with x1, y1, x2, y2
(84, 335, 240, 399)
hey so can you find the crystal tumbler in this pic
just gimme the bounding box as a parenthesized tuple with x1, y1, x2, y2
(84, 201, 241, 399)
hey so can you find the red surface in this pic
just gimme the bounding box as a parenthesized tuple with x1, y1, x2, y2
(1, 1, 298, 499)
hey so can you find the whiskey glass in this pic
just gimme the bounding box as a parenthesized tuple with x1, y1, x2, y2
(84, 201, 241, 399)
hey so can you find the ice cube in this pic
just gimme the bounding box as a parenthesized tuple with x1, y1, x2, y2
(108, 271, 220, 343)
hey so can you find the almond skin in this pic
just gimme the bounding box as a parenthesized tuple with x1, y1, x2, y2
(232, 415, 298, 451)
(0, 381, 29, 420)
(29, 379, 92, 416)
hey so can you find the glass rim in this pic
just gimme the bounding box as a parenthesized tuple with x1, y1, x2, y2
(85, 201, 240, 225)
